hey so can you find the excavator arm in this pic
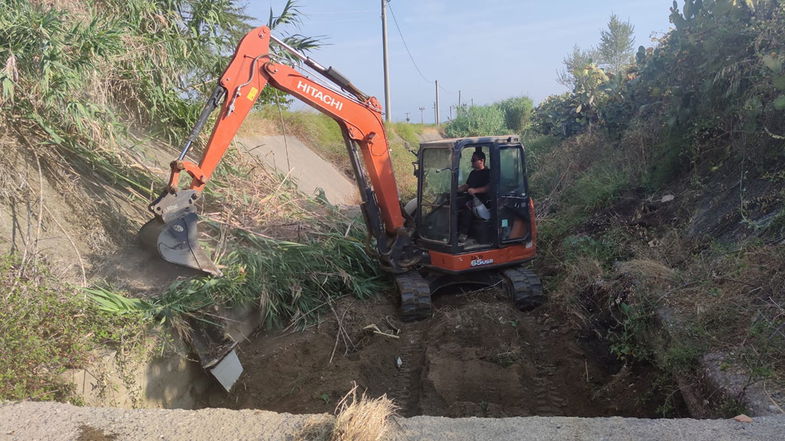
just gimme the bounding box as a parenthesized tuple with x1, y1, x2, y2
(140, 26, 413, 275)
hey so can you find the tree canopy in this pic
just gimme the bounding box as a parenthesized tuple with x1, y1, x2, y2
(596, 14, 635, 75)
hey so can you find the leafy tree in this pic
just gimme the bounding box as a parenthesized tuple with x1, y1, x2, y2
(496, 96, 534, 132)
(596, 14, 635, 75)
(444, 105, 506, 137)
(557, 45, 595, 89)
(572, 64, 611, 134)
(531, 94, 586, 138)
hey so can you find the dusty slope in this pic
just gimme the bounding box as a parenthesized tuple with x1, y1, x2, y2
(234, 135, 358, 205)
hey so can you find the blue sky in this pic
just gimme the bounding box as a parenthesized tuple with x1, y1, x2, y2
(244, 1, 675, 123)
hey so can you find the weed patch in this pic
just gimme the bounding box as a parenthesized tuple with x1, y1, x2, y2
(0, 256, 145, 401)
(91, 227, 387, 337)
(564, 166, 629, 211)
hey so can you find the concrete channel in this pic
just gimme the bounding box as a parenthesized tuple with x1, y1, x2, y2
(2, 401, 785, 441)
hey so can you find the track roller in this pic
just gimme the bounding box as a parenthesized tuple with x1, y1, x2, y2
(501, 266, 545, 311)
(395, 271, 432, 322)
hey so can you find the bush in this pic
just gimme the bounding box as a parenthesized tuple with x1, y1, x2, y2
(445, 96, 535, 138)
(0, 256, 143, 401)
(496, 96, 534, 132)
(521, 133, 560, 176)
(445, 105, 507, 137)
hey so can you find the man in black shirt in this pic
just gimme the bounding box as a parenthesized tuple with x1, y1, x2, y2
(458, 151, 490, 241)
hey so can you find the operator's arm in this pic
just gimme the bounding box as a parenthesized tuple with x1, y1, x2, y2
(467, 184, 489, 195)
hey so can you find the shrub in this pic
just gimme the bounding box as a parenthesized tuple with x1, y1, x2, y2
(445, 105, 506, 137)
(0, 256, 143, 401)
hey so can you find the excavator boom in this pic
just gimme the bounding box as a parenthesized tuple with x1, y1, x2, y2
(140, 26, 409, 275)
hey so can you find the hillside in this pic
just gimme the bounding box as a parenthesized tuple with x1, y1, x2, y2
(518, 0, 785, 417)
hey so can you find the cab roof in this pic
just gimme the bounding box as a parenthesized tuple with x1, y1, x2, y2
(419, 135, 521, 151)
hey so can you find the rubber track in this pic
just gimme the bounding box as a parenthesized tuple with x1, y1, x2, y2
(527, 314, 570, 415)
(388, 326, 426, 416)
(501, 266, 545, 311)
(396, 272, 432, 322)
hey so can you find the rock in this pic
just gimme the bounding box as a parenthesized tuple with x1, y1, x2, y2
(734, 414, 753, 423)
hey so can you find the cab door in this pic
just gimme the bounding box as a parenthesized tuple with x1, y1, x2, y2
(496, 145, 532, 243)
(416, 148, 453, 246)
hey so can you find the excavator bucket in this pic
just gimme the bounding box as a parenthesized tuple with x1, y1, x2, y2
(138, 190, 221, 276)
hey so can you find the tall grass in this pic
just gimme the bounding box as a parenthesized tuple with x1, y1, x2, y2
(0, 256, 145, 401)
(1, 1, 321, 227)
(91, 229, 387, 333)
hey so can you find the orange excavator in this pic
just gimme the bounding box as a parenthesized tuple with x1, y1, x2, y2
(140, 26, 544, 321)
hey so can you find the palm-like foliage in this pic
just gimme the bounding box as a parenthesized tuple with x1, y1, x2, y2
(268, 0, 321, 54)
(257, 0, 322, 106)
(0, 0, 320, 196)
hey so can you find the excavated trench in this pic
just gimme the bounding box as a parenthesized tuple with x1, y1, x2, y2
(195, 287, 688, 418)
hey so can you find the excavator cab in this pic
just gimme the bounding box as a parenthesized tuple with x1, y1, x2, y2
(411, 136, 543, 312)
(416, 136, 534, 256)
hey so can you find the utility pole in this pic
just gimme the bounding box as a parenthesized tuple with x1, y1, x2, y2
(418, 107, 425, 124)
(434, 80, 440, 126)
(458, 90, 462, 108)
(381, 0, 391, 122)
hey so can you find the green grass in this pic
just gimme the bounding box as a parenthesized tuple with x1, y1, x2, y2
(385, 122, 422, 200)
(563, 165, 629, 211)
(0, 256, 145, 401)
(521, 133, 561, 176)
(91, 225, 388, 334)
(560, 229, 627, 267)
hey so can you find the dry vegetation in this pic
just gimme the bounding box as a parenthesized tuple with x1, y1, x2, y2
(291, 383, 398, 441)
(331, 383, 398, 441)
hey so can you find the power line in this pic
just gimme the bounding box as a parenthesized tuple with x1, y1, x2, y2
(386, 2, 453, 96)
(386, 1, 430, 85)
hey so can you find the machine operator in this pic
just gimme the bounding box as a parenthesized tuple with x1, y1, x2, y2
(457, 151, 490, 241)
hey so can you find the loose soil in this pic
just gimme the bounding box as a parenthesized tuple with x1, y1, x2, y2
(200, 287, 686, 418)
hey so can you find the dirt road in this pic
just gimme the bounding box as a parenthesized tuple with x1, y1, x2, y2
(235, 135, 358, 205)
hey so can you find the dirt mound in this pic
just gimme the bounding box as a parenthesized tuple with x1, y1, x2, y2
(200, 288, 683, 418)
